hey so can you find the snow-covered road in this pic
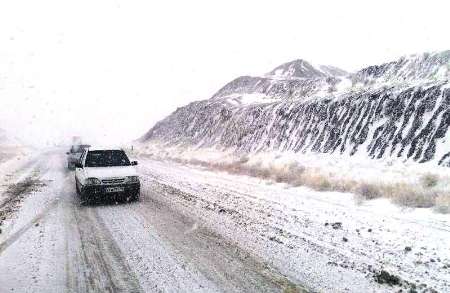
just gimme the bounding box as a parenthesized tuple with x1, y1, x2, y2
(136, 157, 450, 293)
(0, 151, 301, 293)
(0, 150, 449, 292)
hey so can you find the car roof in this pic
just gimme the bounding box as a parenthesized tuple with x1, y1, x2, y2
(87, 146, 124, 152)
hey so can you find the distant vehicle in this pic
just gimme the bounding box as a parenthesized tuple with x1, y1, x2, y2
(74, 146, 140, 204)
(71, 136, 82, 144)
(66, 144, 90, 170)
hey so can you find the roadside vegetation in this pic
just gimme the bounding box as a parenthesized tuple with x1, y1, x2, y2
(148, 153, 450, 213)
(130, 144, 450, 213)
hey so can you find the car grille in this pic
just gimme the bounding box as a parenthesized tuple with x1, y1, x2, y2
(101, 178, 125, 185)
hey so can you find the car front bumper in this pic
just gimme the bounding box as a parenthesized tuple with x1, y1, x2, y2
(81, 182, 140, 198)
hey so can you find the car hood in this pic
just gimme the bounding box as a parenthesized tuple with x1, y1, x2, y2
(84, 166, 138, 179)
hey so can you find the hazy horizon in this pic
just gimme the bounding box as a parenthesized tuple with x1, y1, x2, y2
(1, 0, 449, 146)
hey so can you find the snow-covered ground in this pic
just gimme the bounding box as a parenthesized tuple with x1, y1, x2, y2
(0, 147, 39, 205)
(0, 148, 448, 292)
(137, 156, 450, 292)
(0, 150, 303, 293)
(133, 143, 450, 213)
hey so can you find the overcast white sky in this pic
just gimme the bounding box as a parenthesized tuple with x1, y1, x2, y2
(0, 0, 449, 146)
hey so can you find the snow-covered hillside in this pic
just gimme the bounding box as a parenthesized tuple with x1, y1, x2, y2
(141, 51, 450, 167)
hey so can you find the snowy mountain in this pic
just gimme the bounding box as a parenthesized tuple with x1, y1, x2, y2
(352, 50, 450, 85)
(141, 51, 450, 167)
(211, 59, 349, 101)
(267, 59, 348, 79)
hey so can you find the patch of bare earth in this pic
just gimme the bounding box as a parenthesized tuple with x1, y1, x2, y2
(0, 176, 47, 232)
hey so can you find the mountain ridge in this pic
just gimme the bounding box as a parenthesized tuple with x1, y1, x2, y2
(266, 59, 348, 79)
(141, 50, 450, 167)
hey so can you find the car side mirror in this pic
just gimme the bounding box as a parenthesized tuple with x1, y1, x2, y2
(74, 162, 83, 168)
(131, 161, 138, 166)
(66, 152, 70, 155)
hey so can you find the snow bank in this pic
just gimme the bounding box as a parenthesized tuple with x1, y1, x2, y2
(133, 142, 450, 212)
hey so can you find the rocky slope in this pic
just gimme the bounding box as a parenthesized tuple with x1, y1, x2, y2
(141, 51, 450, 166)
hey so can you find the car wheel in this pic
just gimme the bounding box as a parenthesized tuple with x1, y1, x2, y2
(80, 193, 89, 205)
(79, 188, 90, 206)
(132, 192, 140, 202)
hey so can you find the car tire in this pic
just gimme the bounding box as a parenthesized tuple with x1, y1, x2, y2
(131, 192, 140, 202)
(80, 191, 89, 205)
(78, 185, 90, 205)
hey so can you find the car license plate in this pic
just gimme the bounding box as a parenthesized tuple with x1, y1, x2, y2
(105, 187, 124, 193)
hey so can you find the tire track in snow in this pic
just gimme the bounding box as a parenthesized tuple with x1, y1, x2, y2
(0, 198, 59, 255)
(135, 179, 307, 293)
(67, 198, 144, 293)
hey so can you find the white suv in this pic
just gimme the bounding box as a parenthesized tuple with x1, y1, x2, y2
(75, 146, 140, 204)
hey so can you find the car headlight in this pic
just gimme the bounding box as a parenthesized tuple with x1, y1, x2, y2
(85, 178, 101, 185)
(126, 176, 139, 183)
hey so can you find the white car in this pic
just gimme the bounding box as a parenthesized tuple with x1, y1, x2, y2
(74, 146, 140, 204)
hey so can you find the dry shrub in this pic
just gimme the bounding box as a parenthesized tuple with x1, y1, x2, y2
(334, 179, 358, 193)
(303, 173, 332, 191)
(273, 170, 287, 183)
(189, 158, 205, 166)
(172, 157, 185, 164)
(255, 168, 272, 180)
(288, 174, 305, 187)
(387, 184, 437, 208)
(173, 155, 449, 213)
(256, 162, 304, 186)
(287, 163, 306, 176)
(281, 163, 306, 186)
(317, 178, 332, 191)
(224, 162, 241, 173)
(271, 166, 294, 183)
(357, 183, 382, 200)
(421, 173, 439, 188)
(435, 193, 450, 214)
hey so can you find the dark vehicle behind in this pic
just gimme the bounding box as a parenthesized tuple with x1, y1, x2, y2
(66, 144, 90, 170)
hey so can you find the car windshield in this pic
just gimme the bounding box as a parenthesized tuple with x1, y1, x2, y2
(85, 150, 131, 167)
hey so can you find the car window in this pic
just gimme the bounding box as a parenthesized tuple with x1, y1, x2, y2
(85, 150, 131, 167)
